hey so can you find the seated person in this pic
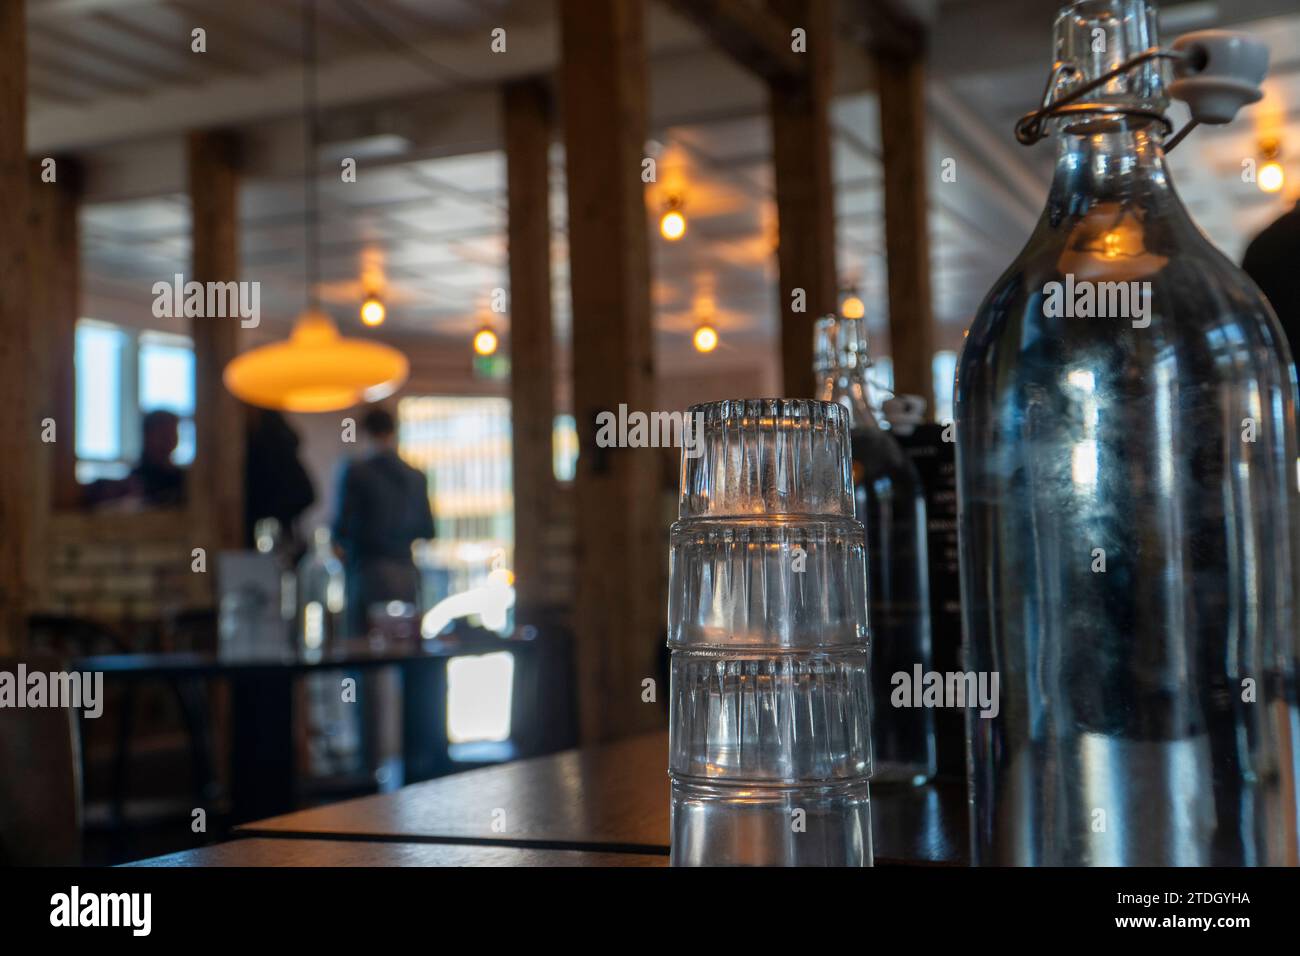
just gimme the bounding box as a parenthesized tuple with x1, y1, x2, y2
(85, 409, 186, 509)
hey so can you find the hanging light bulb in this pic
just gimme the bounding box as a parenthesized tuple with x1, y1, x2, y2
(360, 294, 386, 327)
(1259, 161, 1285, 193)
(692, 323, 718, 353)
(1258, 139, 1284, 194)
(841, 291, 866, 320)
(1056, 202, 1168, 282)
(660, 197, 687, 241)
(474, 326, 499, 356)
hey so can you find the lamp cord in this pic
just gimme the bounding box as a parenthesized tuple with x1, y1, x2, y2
(302, 0, 320, 311)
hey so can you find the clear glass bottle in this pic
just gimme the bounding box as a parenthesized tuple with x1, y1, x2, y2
(955, 0, 1300, 865)
(297, 526, 346, 659)
(669, 399, 873, 866)
(816, 315, 936, 785)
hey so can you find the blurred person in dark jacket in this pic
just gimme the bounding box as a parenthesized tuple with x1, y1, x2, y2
(332, 407, 435, 636)
(1243, 200, 1300, 364)
(244, 407, 316, 555)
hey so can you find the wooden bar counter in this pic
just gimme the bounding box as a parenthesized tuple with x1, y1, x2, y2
(200, 731, 969, 866)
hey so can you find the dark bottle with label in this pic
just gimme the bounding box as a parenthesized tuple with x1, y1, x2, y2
(815, 315, 936, 784)
(886, 396, 966, 781)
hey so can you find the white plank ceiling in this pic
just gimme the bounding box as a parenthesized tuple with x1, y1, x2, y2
(30, 0, 1300, 382)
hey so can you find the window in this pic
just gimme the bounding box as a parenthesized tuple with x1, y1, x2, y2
(75, 320, 196, 484)
(398, 396, 518, 752)
(932, 350, 958, 424)
(397, 396, 514, 602)
(869, 355, 895, 412)
(552, 413, 578, 482)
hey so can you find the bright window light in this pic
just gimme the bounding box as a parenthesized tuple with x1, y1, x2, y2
(868, 355, 894, 412)
(553, 413, 578, 482)
(139, 332, 197, 465)
(397, 396, 513, 605)
(75, 322, 125, 462)
(932, 350, 958, 423)
(139, 334, 195, 414)
(446, 651, 514, 744)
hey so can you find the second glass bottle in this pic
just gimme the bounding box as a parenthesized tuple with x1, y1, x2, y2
(815, 314, 936, 785)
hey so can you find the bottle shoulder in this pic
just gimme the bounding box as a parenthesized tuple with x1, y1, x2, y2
(958, 240, 1294, 398)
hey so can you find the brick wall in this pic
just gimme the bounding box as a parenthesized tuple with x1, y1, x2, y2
(35, 510, 211, 624)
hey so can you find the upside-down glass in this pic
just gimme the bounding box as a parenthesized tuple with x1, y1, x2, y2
(668, 399, 873, 866)
(955, 0, 1300, 864)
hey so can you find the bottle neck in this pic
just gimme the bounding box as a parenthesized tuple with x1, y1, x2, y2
(1046, 121, 1183, 217)
(817, 363, 879, 431)
(814, 315, 881, 430)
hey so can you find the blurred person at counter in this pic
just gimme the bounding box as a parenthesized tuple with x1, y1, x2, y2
(332, 407, 435, 636)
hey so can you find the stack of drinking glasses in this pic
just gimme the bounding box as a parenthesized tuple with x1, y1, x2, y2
(668, 399, 874, 866)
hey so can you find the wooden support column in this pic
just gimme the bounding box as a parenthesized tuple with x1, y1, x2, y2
(27, 156, 81, 612)
(187, 131, 245, 564)
(874, 19, 936, 409)
(559, 0, 662, 743)
(28, 157, 81, 515)
(0, 0, 31, 652)
(767, 0, 837, 398)
(503, 79, 556, 626)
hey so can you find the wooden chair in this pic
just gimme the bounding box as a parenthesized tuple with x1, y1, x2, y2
(27, 614, 216, 847)
(0, 654, 83, 865)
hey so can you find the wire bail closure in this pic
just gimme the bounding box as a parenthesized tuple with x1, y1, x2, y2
(1015, 47, 1186, 149)
(1015, 31, 1268, 153)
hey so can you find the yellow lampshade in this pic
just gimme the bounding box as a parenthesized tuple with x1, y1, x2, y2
(224, 308, 409, 412)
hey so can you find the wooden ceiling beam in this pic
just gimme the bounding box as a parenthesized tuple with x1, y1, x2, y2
(861, 0, 927, 57)
(661, 0, 806, 83)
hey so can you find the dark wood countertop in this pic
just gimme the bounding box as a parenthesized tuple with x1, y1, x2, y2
(238, 731, 968, 865)
(129, 837, 666, 867)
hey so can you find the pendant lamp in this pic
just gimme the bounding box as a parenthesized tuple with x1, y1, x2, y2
(223, 308, 407, 412)
(222, 0, 408, 413)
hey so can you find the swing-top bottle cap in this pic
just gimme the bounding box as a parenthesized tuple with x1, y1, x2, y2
(1169, 30, 1267, 125)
